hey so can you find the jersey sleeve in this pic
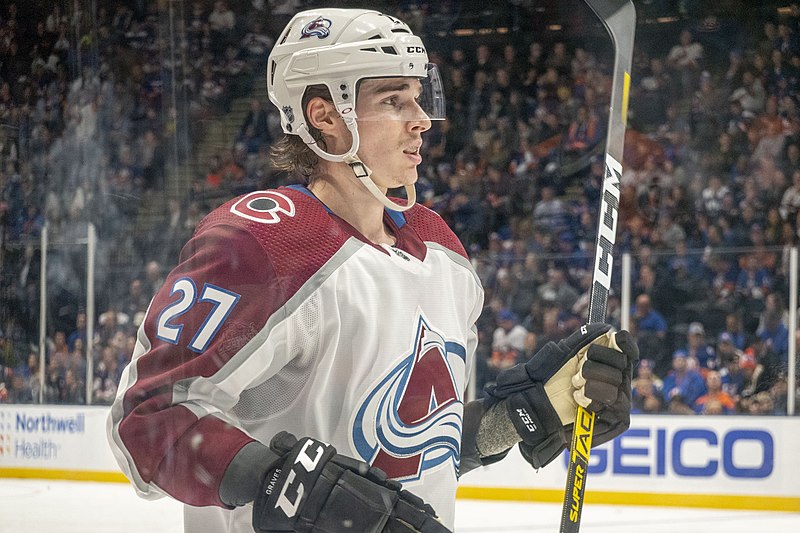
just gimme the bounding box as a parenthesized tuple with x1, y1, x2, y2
(108, 223, 286, 508)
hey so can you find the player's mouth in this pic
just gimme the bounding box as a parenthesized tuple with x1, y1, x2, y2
(403, 145, 422, 164)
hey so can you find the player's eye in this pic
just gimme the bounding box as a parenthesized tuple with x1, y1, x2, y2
(383, 96, 401, 108)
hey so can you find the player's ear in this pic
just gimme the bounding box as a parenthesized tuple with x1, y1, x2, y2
(306, 97, 340, 134)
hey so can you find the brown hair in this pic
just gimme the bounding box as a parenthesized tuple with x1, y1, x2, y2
(269, 84, 332, 182)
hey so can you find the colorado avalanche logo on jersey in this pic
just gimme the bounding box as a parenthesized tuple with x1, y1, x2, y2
(351, 313, 466, 482)
(300, 16, 332, 39)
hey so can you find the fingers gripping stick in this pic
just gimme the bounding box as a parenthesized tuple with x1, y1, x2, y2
(484, 324, 637, 470)
(572, 330, 623, 409)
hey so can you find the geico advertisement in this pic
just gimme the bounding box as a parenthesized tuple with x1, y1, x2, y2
(0, 405, 118, 471)
(1, 406, 798, 500)
(464, 415, 800, 497)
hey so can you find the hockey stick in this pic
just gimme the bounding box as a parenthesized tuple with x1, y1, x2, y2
(559, 1, 636, 532)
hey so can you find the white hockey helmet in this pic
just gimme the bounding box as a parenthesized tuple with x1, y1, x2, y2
(266, 8, 446, 211)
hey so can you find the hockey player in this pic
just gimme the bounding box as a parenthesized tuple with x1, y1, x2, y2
(107, 9, 638, 533)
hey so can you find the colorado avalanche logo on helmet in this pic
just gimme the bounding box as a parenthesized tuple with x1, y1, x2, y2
(300, 16, 332, 39)
(351, 313, 466, 482)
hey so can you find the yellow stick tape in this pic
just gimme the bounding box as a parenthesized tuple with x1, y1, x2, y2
(622, 72, 631, 126)
(456, 486, 800, 513)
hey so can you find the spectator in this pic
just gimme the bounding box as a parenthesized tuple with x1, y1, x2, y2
(536, 266, 579, 311)
(721, 312, 748, 351)
(208, 1, 236, 43)
(219, 44, 251, 98)
(653, 211, 686, 249)
(67, 338, 86, 381)
(218, 147, 245, 185)
(634, 260, 675, 321)
(698, 175, 730, 218)
(15, 351, 41, 402)
(736, 253, 771, 304)
(564, 106, 601, 153)
(741, 390, 777, 414)
(631, 375, 665, 414)
(691, 71, 726, 148)
(48, 330, 69, 372)
(768, 372, 789, 414)
(635, 57, 672, 130)
(730, 70, 767, 114)
(667, 394, 697, 415)
(5, 373, 34, 403)
(198, 63, 227, 112)
(532, 185, 569, 233)
(487, 308, 527, 381)
(756, 304, 790, 364)
(96, 308, 127, 347)
(757, 293, 791, 331)
(775, 22, 800, 56)
(204, 154, 224, 188)
(695, 370, 737, 414)
(632, 357, 663, 391)
(120, 279, 150, 322)
(666, 29, 704, 97)
(780, 168, 800, 222)
(0, 127, 18, 171)
(716, 331, 744, 391)
(143, 260, 165, 295)
(240, 20, 273, 65)
(43, 361, 64, 404)
(662, 349, 707, 410)
(61, 368, 84, 404)
(705, 253, 738, 313)
(729, 348, 769, 399)
(631, 293, 669, 367)
(683, 321, 718, 372)
(238, 98, 269, 151)
(92, 345, 119, 405)
(66, 312, 86, 351)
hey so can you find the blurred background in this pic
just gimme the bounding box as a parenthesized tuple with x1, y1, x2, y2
(0, 0, 798, 419)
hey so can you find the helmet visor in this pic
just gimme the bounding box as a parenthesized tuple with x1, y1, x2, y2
(354, 63, 446, 122)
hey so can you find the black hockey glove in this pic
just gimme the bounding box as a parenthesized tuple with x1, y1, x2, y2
(253, 432, 450, 533)
(485, 323, 638, 469)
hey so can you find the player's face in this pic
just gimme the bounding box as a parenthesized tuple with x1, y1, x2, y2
(354, 78, 432, 190)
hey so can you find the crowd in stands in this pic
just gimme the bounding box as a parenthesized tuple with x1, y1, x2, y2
(0, 1, 799, 416)
(0, 0, 271, 404)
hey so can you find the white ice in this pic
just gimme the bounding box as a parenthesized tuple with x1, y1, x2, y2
(0, 479, 798, 533)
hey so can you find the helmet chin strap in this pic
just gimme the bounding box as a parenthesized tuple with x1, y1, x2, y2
(297, 120, 416, 212)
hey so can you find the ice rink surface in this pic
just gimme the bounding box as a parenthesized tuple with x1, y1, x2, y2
(0, 479, 798, 533)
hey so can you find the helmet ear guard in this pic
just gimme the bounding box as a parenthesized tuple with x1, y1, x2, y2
(267, 8, 444, 212)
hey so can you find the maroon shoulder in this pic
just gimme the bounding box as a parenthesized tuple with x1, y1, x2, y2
(195, 187, 351, 299)
(402, 203, 469, 260)
(116, 187, 350, 508)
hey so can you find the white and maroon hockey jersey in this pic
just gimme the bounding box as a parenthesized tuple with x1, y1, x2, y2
(107, 185, 484, 532)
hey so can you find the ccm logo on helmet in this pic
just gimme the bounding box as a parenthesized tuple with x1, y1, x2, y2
(407, 46, 426, 54)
